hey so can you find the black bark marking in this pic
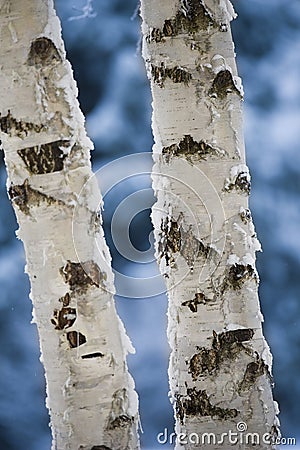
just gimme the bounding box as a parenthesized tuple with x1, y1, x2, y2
(190, 348, 219, 379)
(163, 19, 175, 37)
(198, 239, 211, 258)
(51, 307, 76, 330)
(91, 447, 112, 450)
(60, 260, 106, 292)
(224, 263, 257, 290)
(8, 182, 30, 214)
(0, 110, 43, 137)
(216, 328, 255, 348)
(8, 179, 60, 214)
(67, 331, 86, 348)
(181, 228, 212, 270)
(220, 23, 228, 32)
(189, 329, 254, 380)
(162, 135, 222, 163)
(179, 0, 214, 26)
(107, 388, 134, 432)
(147, 28, 164, 43)
(182, 292, 208, 312)
(269, 425, 280, 442)
(18, 140, 69, 174)
(180, 228, 201, 268)
(239, 356, 267, 393)
(176, 388, 238, 424)
(59, 292, 71, 307)
(235, 172, 251, 194)
(91, 211, 102, 234)
(146, 1, 216, 43)
(240, 208, 252, 224)
(210, 70, 241, 99)
(225, 171, 251, 195)
(28, 37, 61, 66)
(81, 352, 104, 359)
(159, 216, 213, 269)
(151, 63, 192, 87)
(158, 217, 181, 266)
(107, 415, 134, 430)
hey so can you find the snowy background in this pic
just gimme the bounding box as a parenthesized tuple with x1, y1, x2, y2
(0, 0, 299, 448)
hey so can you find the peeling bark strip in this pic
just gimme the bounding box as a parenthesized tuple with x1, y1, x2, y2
(142, 0, 278, 444)
(162, 135, 222, 163)
(18, 140, 69, 174)
(176, 388, 238, 424)
(151, 63, 192, 87)
(1, 1, 139, 448)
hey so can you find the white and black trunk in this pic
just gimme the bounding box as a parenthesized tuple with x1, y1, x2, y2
(141, 0, 279, 448)
(0, 1, 139, 449)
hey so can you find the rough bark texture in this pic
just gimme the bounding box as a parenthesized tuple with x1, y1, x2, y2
(0, 1, 139, 449)
(141, 0, 279, 448)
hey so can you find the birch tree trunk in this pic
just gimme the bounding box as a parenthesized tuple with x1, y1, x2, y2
(0, 1, 139, 449)
(141, 1, 279, 448)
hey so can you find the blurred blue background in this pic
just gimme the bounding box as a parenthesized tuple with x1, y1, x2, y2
(0, 0, 299, 448)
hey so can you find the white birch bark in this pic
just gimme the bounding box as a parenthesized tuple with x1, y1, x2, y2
(0, 1, 139, 449)
(141, 0, 279, 448)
